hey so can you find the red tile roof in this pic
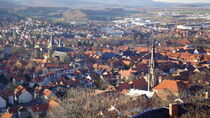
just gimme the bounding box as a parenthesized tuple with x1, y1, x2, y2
(119, 69, 133, 78)
(115, 82, 131, 92)
(132, 77, 147, 89)
(43, 89, 52, 97)
(49, 100, 59, 108)
(1, 112, 13, 118)
(153, 80, 184, 93)
(30, 103, 49, 112)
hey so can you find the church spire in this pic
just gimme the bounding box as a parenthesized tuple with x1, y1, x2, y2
(58, 39, 63, 47)
(49, 35, 54, 49)
(148, 40, 157, 91)
(47, 34, 54, 61)
(150, 42, 155, 69)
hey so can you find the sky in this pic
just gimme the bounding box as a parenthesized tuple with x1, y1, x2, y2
(154, 0, 210, 3)
(4, 0, 210, 4)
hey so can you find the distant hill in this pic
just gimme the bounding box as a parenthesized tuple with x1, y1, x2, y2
(0, 0, 173, 7)
(13, 7, 68, 16)
(1, 0, 210, 22)
(63, 8, 139, 22)
(63, 10, 89, 22)
(1, 0, 210, 7)
(8, 6, 138, 22)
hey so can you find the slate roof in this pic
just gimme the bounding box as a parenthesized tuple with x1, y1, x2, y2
(122, 50, 136, 56)
(54, 47, 73, 52)
(102, 52, 120, 60)
(132, 108, 169, 118)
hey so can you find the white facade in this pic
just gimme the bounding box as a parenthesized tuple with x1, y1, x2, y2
(127, 89, 154, 98)
(177, 25, 192, 30)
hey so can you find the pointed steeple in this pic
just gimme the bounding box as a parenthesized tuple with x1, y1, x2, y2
(150, 42, 155, 69)
(58, 39, 63, 47)
(49, 35, 54, 49)
(48, 34, 54, 61)
(148, 40, 157, 91)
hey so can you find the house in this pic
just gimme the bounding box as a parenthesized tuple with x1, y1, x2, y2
(127, 89, 154, 98)
(29, 101, 58, 117)
(1, 88, 14, 105)
(101, 52, 119, 60)
(17, 107, 32, 118)
(194, 49, 203, 55)
(180, 38, 191, 45)
(118, 69, 136, 80)
(122, 60, 131, 66)
(93, 63, 110, 70)
(18, 91, 33, 104)
(52, 47, 72, 62)
(48, 100, 59, 109)
(0, 96, 6, 109)
(43, 89, 56, 101)
(153, 80, 187, 96)
(1, 112, 13, 118)
(131, 77, 147, 90)
(64, 78, 80, 88)
(115, 82, 131, 92)
(14, 85, 33, 104)
(29, 103, 49, 117)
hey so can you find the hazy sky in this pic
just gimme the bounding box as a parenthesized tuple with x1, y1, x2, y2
(154, 0, 210, 3)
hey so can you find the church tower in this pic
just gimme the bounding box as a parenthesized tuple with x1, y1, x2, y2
(48, 35, 54, 49)
(48, 35, 54, 60)
(147, 42, 157, 91)
(58, 39, 63, 47)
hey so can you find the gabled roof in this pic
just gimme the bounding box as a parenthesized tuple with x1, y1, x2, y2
(43, 89, 53, 97)
(180, 38, 191, 44)
(122, 50, 136, 56)
(30, 103, 49, 112)
(153, 80, 186, 93)
(122, 60, 131, 66)
(118, 69, 135, 78)
(102, 52, 120, 60)
(14, 85, 26, 94)
(132, 77, 147, 89)
(93, 63, 110, 70)
(1, 112, 13, 118)
(54, 47, 73, 52)
(49, 100, 59, 108)
(115, 82, 131, 92)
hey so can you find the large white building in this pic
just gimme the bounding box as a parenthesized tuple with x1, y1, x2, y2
(177, 25, 202, 30)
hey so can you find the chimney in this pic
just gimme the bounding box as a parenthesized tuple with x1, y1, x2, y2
(169, 103, 178, 118)
(204, 92, 209, 99)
